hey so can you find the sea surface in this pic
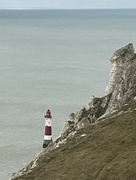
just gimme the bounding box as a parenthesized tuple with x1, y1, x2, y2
(0, 9, 136, 180)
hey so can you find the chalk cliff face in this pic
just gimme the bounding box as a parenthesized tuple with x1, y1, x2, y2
(105, 43, 136, 113)
(10, 43, 136, 180)
(60, 43, 136, 138)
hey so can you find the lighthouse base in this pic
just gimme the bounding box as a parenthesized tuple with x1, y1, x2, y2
(43, 143, 48, 148)
(43, 139, 53, 148)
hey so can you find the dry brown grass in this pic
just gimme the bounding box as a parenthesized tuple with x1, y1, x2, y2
(14, 107, 136, 180)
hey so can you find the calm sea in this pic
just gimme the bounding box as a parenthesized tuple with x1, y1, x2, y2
(0, 9, 136, 179)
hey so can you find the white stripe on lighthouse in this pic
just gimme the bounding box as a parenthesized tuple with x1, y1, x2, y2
(44, 135, 52, 140)
(45, 119, 51, 126)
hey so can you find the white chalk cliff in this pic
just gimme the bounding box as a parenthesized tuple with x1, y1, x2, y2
(104, 43, 136, 113)
(60, 43, 136, 139)
(10, 43, 136, 180)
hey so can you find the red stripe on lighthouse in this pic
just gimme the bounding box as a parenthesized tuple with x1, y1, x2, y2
(45, 126, 52, 135)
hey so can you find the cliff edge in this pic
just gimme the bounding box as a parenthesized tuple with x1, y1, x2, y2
(60, 43, 136, 139)
(10, 43, 136, 180)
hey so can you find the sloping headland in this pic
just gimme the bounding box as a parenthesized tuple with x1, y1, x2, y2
(10, 43, 136, 180)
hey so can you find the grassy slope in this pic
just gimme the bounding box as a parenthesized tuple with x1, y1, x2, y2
(14, 105, 136, 180)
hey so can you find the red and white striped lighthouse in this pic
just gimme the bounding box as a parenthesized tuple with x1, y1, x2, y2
(43, 109, 53, 148)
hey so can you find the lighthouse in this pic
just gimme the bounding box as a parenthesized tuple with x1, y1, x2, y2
(43, 109, 53, 148)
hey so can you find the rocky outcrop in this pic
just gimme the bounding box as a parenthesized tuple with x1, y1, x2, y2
(10, 43, 136, 180)
(60, 43, 136, 137)
(60, 93, 112, 139)
(105, 43, 136, 114)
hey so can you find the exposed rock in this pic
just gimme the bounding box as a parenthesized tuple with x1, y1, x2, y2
(60, 93, 112, 139)
(60, 43, 136, 136)
(105, 43, 136, 114)
(105, 43, 134, 95)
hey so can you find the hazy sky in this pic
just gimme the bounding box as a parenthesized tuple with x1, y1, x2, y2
(0, 0, 136, 9)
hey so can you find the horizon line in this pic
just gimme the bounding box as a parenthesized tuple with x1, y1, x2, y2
(0, 7, 136, 10)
